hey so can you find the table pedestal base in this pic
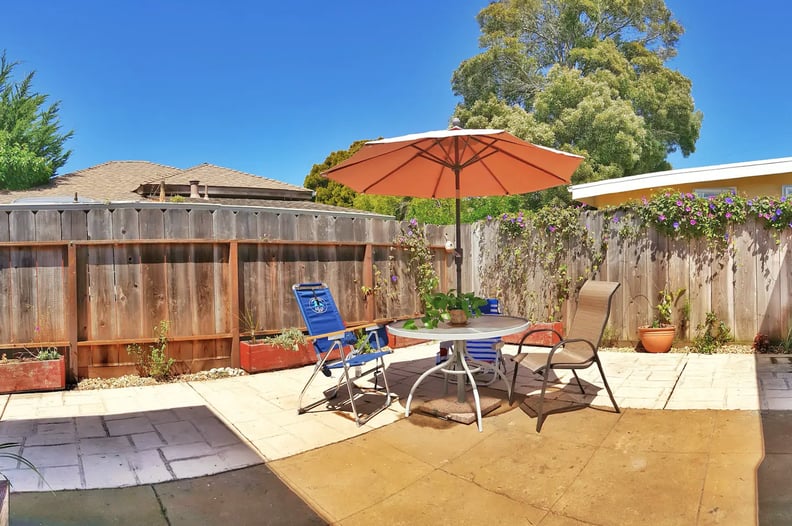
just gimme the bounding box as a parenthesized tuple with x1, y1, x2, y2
(414, 393, 502, 425)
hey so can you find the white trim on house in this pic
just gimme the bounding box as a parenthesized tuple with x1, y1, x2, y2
(570, 156, 792, 200)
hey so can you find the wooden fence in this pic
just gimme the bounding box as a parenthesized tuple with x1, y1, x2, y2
(472, 213, 792, 344)
(2, 202, 790, 381)
(0, 204, 455, 380)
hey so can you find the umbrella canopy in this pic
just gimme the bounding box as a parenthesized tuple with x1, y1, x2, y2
(323, 126, 584, 291)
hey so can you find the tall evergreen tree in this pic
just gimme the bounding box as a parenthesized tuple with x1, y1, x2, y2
(0, 51, 73, 189)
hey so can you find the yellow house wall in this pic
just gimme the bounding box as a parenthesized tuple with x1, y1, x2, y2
(586, 172, 792, 208)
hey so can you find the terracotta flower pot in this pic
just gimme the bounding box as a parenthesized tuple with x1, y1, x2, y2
(638, 326, 676, 353)
(448, 309, 468, 326)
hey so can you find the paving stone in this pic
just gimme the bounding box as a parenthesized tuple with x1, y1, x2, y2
(168, 455, 226, 479)
(106, 416, 155, 436)
(80, 436, 134, 455)
(192, 417, 240, 448)
(37, 465, 83, 491)
(155, 421, 202, 445)
(82, 453, 136, 489)
(126, 450, 173, 484)
(76, 416, 107, 438)
(22, 443, 79, 468)
(131, 431, 166, 450)
(160, 442, 214, 461)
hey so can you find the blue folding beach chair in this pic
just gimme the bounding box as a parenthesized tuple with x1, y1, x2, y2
(292, 282, 394, 426)
(438, 298, 506, 386)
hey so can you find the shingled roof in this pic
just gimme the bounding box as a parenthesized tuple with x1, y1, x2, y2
(0, 160, 310, 204)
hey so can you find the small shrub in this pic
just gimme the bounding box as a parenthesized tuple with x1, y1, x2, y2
(776, 326, 792, 354)
(692, 312, 733, 354)
(261, 327, 307, 350)
(753, 333, 772, 354)
(127, 320, 174, 380)
(35, 347, 61, 361)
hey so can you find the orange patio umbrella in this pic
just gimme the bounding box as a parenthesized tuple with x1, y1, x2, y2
(323, 122, 584, 291)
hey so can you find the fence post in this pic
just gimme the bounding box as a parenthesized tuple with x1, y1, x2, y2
(363, 243, 374, 321)
(67, 243, 78, 383)
(229, 240, 240, 368)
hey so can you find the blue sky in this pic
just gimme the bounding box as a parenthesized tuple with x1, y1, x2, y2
(3, 1, 791, 188)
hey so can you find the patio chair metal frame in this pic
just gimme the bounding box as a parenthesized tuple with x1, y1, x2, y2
(292, 282, 394, 427)
(509, 281, 621, 432)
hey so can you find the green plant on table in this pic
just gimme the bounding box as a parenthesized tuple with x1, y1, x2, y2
(404, 290, 487, 330)
(127, 320, 174, 380)
(261, 327, 307, 351)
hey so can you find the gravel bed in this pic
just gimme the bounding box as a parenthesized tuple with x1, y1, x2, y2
(601, 344, 755, 354)
(75, 367, 247, 391)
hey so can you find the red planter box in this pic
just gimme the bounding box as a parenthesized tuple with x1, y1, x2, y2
(239, 341, 318, 373)
(502, 321, 563, 346)
(0, 356, 66, 394)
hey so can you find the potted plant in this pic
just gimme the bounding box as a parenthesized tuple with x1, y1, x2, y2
(405, 290, 487, 329)
(239, 324, 314, 373)
(0, 347, 66, 394)
(638, 287, 685, 353)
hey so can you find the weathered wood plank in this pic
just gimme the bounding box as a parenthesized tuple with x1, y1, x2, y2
(86, 210, 116, 342)
(112, 209, 143, 339)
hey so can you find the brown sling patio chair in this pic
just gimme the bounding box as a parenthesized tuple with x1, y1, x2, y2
(509, 280, 621, 432)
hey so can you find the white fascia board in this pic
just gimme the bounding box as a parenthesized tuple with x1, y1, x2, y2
(571, 156, 792, 200)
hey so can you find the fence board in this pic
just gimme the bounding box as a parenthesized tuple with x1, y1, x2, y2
(112, 209, 143, 339)
(733, 225, 757, 340)
(756, 227, 782, 337)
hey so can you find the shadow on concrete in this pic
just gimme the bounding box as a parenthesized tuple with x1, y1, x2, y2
(758, 410, 792, 525)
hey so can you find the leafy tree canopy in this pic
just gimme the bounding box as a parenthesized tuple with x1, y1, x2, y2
(452, 0, 702, 205)
(0, 51, 73, 189)
(303, 139, 373, 208)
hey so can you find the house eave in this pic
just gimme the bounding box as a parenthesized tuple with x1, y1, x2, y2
(570, 156, 792, 200)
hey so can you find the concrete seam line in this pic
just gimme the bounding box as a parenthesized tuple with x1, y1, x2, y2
(663, 360, 688, 410)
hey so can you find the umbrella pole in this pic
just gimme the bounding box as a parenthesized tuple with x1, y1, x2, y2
(454, 168, 463, 293)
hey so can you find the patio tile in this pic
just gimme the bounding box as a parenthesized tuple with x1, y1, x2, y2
(106, 416, 155, 436)
(708, 410, 763, 454)
(82, 453, 136, 488)
(758, 451, 792, 525)
(552, 448, 707, 526)
(698, 452, 761, 526)
(154, 421, 202, 445)
(80, 436, 134, 455)
(600, 409, 715, 453)
(37, 465, 83, 491)
(269, 434, 435, 521)
(22, 443, 78, 468)
(445, 428, 598, 510)
(342, 468, 547, 526)
(760, 410, 792, 454)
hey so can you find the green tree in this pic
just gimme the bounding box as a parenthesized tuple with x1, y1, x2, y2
(303, 139, 368, 208)
(0, 51, 73, 189)
(452, 0, 702, 204)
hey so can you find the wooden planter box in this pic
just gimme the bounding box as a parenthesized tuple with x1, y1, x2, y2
(0, 355, 66, 394)
(502, 321, 564, 346)
(239, 341, 317, 373)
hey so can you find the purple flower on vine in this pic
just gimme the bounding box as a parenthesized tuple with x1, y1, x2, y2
(486, 215, 492, 221)
(391, 275, 398, 283)
(673, 221, 680, 229)
(690, 219, 696, 225)
(612, 216, 619, 223)
(548, 225, 556, 232)
(777, 209, 783, 216)
(725, 212, 732, 218)
(725, 197, 733, 204)
(409, 218, 418, 227)
(675, 200, 683, 206)
(658, 214, 666, 221)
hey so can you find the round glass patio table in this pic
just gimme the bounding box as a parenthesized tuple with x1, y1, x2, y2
(387, 315, 530, 432)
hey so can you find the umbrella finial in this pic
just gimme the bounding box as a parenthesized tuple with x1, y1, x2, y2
(450, 117, 462, 130)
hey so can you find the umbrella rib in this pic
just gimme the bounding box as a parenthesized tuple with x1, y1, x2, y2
(462, 135, 573, 185)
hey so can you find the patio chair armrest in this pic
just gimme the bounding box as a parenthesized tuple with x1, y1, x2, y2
(306, 329, 349, 342)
